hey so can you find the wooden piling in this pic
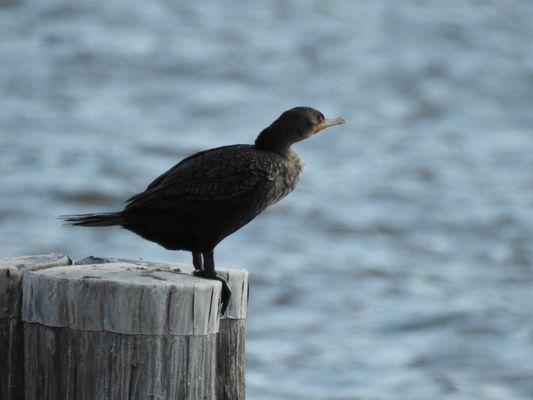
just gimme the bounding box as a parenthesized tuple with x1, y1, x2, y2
(0, 254, 72, 400)
(20, 257, 248, 400)
(76, 256, 249, 400)
(216, 270, 247, 400)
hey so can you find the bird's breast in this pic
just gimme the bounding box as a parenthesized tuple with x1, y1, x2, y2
(265, 151, 304, 206)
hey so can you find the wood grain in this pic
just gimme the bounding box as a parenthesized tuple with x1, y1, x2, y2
(21, 258, 248, 400)
(0, 254, 71, 400)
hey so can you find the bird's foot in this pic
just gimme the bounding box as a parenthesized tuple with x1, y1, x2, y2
(193, 270, 231, 315)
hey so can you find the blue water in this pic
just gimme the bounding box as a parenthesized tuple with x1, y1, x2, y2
(2, 1, 533, 398)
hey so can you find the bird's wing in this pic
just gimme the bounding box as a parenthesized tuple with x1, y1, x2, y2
(125, 145, 278, 211)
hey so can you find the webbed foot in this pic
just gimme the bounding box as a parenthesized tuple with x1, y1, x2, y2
(193, 270, 232, 315)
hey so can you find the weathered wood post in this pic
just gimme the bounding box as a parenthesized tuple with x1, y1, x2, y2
(0, 254, 72, 400)
(20, 259, 248, 400)
(216, 270, 247, 400)
(75, 256, 249, 400)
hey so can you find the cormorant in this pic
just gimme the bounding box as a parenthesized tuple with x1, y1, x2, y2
(63, 107, 345, 313)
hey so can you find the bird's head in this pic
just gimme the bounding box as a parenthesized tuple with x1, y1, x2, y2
(255, 107, 345, 153)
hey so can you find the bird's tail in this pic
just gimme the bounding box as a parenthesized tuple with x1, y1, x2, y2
(61, 212, 124, 227)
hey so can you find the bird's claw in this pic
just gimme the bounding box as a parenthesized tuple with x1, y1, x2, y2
(193, 270, 232, 315)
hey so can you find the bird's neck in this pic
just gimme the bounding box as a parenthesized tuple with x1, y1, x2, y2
(254, 126, 292, 156)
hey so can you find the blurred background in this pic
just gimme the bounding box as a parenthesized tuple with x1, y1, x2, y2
(2, 0, 533, 399)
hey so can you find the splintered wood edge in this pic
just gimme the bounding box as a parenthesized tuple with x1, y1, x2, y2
(0, 253, 72, 318)
(21, 263, 222, 336)
(76, 256, 249, 320)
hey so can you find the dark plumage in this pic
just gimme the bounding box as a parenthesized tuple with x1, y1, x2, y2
(63, 107, 345, 313)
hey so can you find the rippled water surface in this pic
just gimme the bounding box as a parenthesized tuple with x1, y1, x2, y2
(2, 1, 533, 399)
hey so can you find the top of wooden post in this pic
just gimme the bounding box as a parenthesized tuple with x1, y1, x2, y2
(22, 259, 248, 336)
(0, 253, 72, 318)
(75, 256, 249, 320)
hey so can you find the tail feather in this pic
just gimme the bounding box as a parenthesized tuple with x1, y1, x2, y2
(61, 212, 124, 227)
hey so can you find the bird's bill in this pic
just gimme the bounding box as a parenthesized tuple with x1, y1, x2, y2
(315, 117, 346, 133)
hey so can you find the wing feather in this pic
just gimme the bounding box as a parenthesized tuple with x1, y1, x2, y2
(125, 145, 278, 211)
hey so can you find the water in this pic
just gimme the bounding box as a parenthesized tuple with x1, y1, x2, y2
(2, 1, 533, 398)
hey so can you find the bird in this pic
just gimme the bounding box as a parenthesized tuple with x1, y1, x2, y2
(62, 107, 345, 314)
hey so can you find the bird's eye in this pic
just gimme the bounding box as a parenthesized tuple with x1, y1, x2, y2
(319, 112, 325, 120)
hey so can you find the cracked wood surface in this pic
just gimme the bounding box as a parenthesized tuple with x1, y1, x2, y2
(19, 257, 248, 400)
(0, 254, 72, 400)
